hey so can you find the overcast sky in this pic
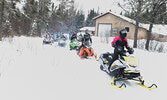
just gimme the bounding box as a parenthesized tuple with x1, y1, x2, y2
(51, 0, 124, 16)
(74, 0, 124, 15)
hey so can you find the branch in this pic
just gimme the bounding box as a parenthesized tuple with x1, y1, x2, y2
(118, 3, 131, 14)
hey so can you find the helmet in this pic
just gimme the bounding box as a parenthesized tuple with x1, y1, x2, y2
(119, 29, 127, 39)
(85, 29, 89, 33)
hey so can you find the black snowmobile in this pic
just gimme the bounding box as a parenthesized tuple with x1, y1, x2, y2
(98, 49, 157, 90)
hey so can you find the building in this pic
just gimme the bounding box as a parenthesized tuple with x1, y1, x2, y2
(93, 11, 167, 42)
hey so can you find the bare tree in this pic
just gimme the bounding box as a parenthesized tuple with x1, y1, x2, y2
(118, 0, 151, 48)
(145, 0, 167, 50)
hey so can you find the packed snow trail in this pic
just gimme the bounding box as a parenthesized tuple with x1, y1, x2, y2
(0, 36, 166, 100)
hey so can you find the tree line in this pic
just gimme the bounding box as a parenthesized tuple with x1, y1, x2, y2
(0, 0, 99, 40)
(1, 0, 166, 51)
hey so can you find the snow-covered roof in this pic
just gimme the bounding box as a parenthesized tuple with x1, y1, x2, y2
(94, 11, 167, 36)
(93, 11, 136, 24)
(80, 27, 95, 31)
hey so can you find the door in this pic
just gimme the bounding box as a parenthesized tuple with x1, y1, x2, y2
(98, 24, 112, 37)
(98, 23, 112, 42)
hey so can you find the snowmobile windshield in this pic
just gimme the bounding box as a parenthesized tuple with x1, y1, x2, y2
(122, 55, 139, 69)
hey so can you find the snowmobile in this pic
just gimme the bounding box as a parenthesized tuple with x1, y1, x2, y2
(78, 41, 97, 60)
(52, 34, 59, 42)
(43, 34, 52, 45)
(98, 51, 157, 90)
(69, 39, 82, 50)
(58, 35, 67, 47)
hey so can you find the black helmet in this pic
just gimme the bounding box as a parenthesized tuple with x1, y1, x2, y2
(119, 29, 127, 39)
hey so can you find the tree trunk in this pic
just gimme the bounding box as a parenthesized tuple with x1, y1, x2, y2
(145, 23, 153, 50)
(37, 22, 41, 37)
(133, 0, 142, 48)
(133, 21, 139, 48)
(0, 0, 5, 40)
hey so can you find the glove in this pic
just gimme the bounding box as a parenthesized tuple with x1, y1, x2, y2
(127, 47, 134, 54)
(112, 43, 116, 48)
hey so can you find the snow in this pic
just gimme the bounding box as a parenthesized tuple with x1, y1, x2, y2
(141, 24, 167, 36)
(0, 36, 167, 100)
(16, 0, 26, 13)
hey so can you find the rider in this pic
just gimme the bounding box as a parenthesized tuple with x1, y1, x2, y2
(83, 29, 92, 46)
(108, 29, 134, 72)
(78, 29, 92, 54)
(70, 32, 77, 41)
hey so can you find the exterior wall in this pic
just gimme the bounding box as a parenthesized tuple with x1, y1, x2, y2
(151, 33, 167, 42)
(95, 13, 148, 39)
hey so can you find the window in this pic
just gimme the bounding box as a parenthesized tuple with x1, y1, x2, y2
(112, 28, 118, 34)
(159, 34, 164, 38)
(125, 27, 130, 32)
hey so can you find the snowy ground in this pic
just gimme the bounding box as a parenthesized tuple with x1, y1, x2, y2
(0, 36, 167, 100)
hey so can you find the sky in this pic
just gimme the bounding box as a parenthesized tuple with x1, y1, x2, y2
(51, 0, 124, 16)
(74, 0, 124, 15)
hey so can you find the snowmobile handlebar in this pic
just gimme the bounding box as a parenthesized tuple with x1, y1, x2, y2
(115, 46, 134, 55)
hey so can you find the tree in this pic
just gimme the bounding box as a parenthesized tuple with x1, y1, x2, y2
(23, 0, 52, 36)
(66, 0, 77, 32)
(49, 0, 79, 33)
(23, 0, 37, 36)
(145, 0, 167, 50)
(74, 10, 85, 30)
(85, 9, 99, 27)
(0, 0, 86, 38)
(8, 0, 22, 36)
(49, 0, 70, 33)
(118, 0, 151, 48)
(0, 0, 5, 40)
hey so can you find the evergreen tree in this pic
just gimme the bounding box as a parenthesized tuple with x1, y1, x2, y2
(74, 10, 85, 30)
(23, 0, 37, 36)
(23, 0, 51, 36)
(49, 0, 78, 33)
(0, 0, 86, 38)
(0, 0, 6, 40)
(8, 0, 22, 36)
(85, 9, 99, 27)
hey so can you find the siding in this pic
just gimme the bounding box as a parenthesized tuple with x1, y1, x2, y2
(95, 13, 148, 39)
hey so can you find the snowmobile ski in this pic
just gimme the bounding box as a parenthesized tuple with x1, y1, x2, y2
(110, 77, 126, 90)
(136, 82, 157, 90)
